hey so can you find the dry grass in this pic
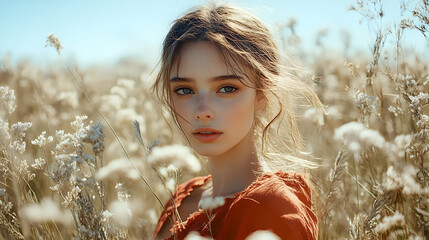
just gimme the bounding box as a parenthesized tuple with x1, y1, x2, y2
(0, 0, 428, 239)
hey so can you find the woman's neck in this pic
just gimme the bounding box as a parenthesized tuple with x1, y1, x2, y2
(206, 131, 262, 198)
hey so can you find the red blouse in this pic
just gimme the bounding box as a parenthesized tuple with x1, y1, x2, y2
(153, 171, 318, 239)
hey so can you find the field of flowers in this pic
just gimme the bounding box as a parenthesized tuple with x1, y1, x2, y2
(1, 1, 428, 239)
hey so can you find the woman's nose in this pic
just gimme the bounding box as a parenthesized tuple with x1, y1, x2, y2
(194, 95, 214, 120)
(195, 110, 214, 120)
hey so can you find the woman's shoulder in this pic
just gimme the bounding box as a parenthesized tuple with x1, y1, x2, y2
(237, 171, 313, 209)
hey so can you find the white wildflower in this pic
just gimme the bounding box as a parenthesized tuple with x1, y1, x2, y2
(70, 175, 87, 187)
(116, 108, 145, 128)
(354, 91, 380, 115)
(198, 196, 225, 211)
(18, 160, 35, 180)
(409, 93, 429, 107)
(148, 144, 201, 172)
(393, 134, 412, 158)
(394, 134, 412, 148)
(31, 131, 53, 147)
(423, 76, 429, 86)
(143, 100, 156, 114)
(246, 230, 281, 240)
(388, 105, 403, 117)
(50, 184, 60, 192)
(348, 141, 361, 153)
(418, 114, 429, 125)
(384, 134, 413, 161)
(101, 94, 123, 111)
(101, 210, 113, 222)
(401, 75, 417, 88)
(117, 78, 135, 90)
(165, 178, 176, 192)
(115, 182, 131, 201)
(109, 200, 132, 227)
(127, 96, 138, 110)
(83, 121, 105, 155)
(158, 165, 177, 178)
(334, 121, 385, 156)
(62, 186, 81, 208)
(58, 91, 78, 108)
(374, 211, 405, 233)
(50, 116, 97, 186)
(409, 235, 425, 240)
(54, 129, 72, 152)
(21, 198, 74, 225)
(0, 86, 16, 115)
(78, 225, 96, 237)
(0, 199, 13, 213)
(96, 158, 142, 180)
(10, 140, 27, 154)
(302, 107, 325, 126)
(185, 232, 212, 240)
(111, 86, 127, 99)
(49, 149, 78, 185)
(359, 128, 385, 148)
(146, 208, 158, 225)
(384, 165, 426, 195)
(158, 167, 168, 178)
(59, 115, 89, 152)
(326, 106, 340, 120)
(9, 122, 32, 154)
(70, 115, 88, 132)
(324, 75, 339, 89)
(416, 115, 429, 140)
(0, 119, 10, 140)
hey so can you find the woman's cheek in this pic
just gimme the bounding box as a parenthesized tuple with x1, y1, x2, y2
(173, 99, 192, 124)
(225, 96, 255, 125)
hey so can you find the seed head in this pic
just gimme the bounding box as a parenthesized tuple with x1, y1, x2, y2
(45, 34, 63, 55)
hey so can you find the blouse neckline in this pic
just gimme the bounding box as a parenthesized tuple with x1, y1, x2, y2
(176, 171, 280, 210)
(171, 171, 286, 228)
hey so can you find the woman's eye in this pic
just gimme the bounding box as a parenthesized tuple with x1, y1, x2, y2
(218, 86, 237, 94)
(175, 88, 194, 95)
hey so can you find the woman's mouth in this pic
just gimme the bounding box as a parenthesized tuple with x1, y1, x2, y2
(192, 128, 223, 143)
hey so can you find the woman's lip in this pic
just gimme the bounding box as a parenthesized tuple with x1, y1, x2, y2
(193, 133, 222, 143)
(192, 128, 222, 134)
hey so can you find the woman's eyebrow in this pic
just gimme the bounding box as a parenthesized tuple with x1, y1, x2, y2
(170, 75, 243, 82)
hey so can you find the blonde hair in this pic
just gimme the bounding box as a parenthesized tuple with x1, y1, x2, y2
(151, 3, 324, 173)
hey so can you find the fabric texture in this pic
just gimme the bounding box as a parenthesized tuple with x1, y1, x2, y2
(153, 171, 318, 240)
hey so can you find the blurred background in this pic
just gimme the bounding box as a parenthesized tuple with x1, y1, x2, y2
(1, 0, 427, 68)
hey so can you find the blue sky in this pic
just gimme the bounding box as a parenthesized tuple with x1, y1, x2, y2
(0, 0, 427, 67)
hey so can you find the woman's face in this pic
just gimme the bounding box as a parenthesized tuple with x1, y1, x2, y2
(169, 41, 264, 157)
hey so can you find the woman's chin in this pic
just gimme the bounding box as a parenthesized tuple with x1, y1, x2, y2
(195, 150, 221, 157)
(192, 145, 225, 158)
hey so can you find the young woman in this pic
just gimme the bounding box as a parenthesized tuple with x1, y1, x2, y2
(151, 3, 323, 240)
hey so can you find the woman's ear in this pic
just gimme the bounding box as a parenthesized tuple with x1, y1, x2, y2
(255, 91, 267, 111)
